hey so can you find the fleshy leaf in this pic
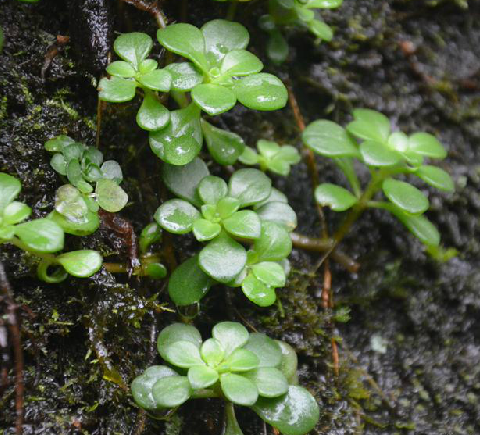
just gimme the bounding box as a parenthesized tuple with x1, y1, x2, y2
(220, 373, 258, 406)
(252, 222, 292, 261)
(192, 84, 237, 116)
(309, 19, 333, 40)
(252, 386, 320, 435)
(255, 202, 297, 231)
(252, 261, 286, 287)
(200, 120, 245, 166)
(302, 120, 359, 157)
(228, 168, 272, 207)
(163, 158, 210, 207)
(96, 179, 128, 212)
(244, 367, 288, 398)
(165, 62, 204, 91)
(136, 93, 170, 131)
(223, 210, 261, 240)
(188, 365, 219, 389)
(266, 30, 289, 63)
(137, 69, 171, 92)
(164, 340, 205, 368)
(382, 179, 428, 214)
(416, 165, 454, 192)
(217, 197, 241, 219)
(154, 199, 200, 234)
(314, 183, 358, 211)
(219, 50, 263, 78)
(2, 201, 31, 225)
(131, 365, 178, 410)
(239, 147, 259, 165)
(101, 161, 123, 184)
(241, 273, 277, 307)
(212, 322, 249, 357)
(276, 340, 298, 384)
(98, 77, 136, 103)
(199, 233, 247, 283)
(106, 61, 136, 78)
(114, 32, 153, 70)
(44, 135, 75, 153)
(234, 73, 288, 111)
(389, 207, 440, 247)
(347, 109, 390, 143)
(245, 333, 282, 368)
(409, 132, 446, 159)
(157, 323, 202, 362)
(47, 210, 99, 237)
(56, 250, 102, 277)
(14, 219, 64, 253)
(152, 376, 192, 408)
(202, 19, 249, 64)
(220, 348, 260, 372)
(198, 176, 228, 204)
(200, 338, 224, 367)
(193, 219, 222, 242)
(360, 140, 401, 167)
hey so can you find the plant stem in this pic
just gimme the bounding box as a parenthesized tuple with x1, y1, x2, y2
(223, 401, 243, 435)
(227, 1, 238, 20)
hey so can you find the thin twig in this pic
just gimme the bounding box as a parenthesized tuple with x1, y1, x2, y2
(118, 0, 167, 28)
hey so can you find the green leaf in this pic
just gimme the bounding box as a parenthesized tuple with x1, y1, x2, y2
(200, 338, 225, 367)
(314, 183, 357, 211)
(198, 176, 228, 204)
(217, 197, 241, 219)
(193, 219, 222, 241)
(62, 142, 86, 161)
(50, 154, 67, 175)
(139, 222, 162, 254)
(136, 93, 170, 131)
(212, 322, 249, 357)
(164, 340, 205, 368)
(244, 367, 288, 398)
(223, 210, 261, 240)
(276, 341, 298, 384)
(132, 365, 178, 410)
(54, 184, 88, 223)
(44, 135, 75, 153)
(228, 169, 272, 207)
(47, 210, 99, 237)
(56, 250, 102, 277)
(139, 59, 158, 74)
(2, 201, 31, 225)
(165, 62, 204, 91)
(302, 120, 359, 157)
(188, 365, 219, 389)
(254, 188, 288, 208)
(252, 261, 285, 287)
(0, 173, 21, 211)
(0, 226, 14, 241)
(154, 199, 199, 234)
(220, 373, 258, 406)
(416, 165, 454, 192)
(144, 263, 167, 279)
(234, 73, 288, 111)
(387, 132, 409, 152)
(241, 273, 277, 307)
(219, 50, 263, 78)
(202, 19, 249, 64)
(245, 333, 282, 368)
(192, 84, 237, 116)
(306, 0, 343, 8)
(157, 24, 209, 72)
(114, 33, 152, 70)
(201, 120, 245, 166)
(255, 202, 297, 231)
(266, 30, 289, 63)
(253, 222, 292, 261)
(224, 402, 244, 435)
(252, 386, 320, 435)
(199, 233, 247, 283)
(137, 69, 172, 92)
(168, 256, 213, 306)
(389, 208, 440, 247)
(276, 145, 301, 164)
(101, 161, 123, 184)
(96, 179, 128, 212)
(239, 147, 259, 165)
(157, 323, 202, 362)
(98, 77, 136, 103)
(220, 348, 260, 372)
(360, 140, 401, 167)
(149, 103, 202, 165)
(65, 159, 84, 189)
(382, 179, 428, 214)
(309, 19, 333, 40)
(152, 375, 192, 408)
(347, 109, 390, 143)
(409, 132, 446, 159)
(163, 158, 209, 207)
(106, 61, 136, 78)
(15, 219, 64, 253)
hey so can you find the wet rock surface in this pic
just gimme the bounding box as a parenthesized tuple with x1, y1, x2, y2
(1, 0, 479, 434)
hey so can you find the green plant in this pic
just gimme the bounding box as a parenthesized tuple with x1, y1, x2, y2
(259, 0, 343, 62)
(44, 135, 128, 235)
(302, 109, 454, 255)
(239, 139, 301, 176)
(155, 158, 296, 307)
(132, 322, 319, 435)
(99, 33, 172, 131)
(0, 172, 102, 283)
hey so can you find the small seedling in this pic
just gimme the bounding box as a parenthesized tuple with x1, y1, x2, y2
(259, 0, 343, 62)
(239, 139, 301, 176)
(132, 322, 319, 435)
(0, 172, 102, 283)
(155, 158, 297, 307)
(45, 135, 128, 234)
(99, 33, 172, 131)
(302, 109, 454, 254)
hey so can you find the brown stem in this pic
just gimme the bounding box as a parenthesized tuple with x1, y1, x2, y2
(118, 0, 167, 28)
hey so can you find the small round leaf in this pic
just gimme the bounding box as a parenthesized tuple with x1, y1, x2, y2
(157, 323, 202, 361)
(152, 375, 192, 408)
(241, 273, 277, 307)
(154, 199, 200, 234)
(234, 73, 288, 111)
(228, 168, 272, 207)
(106, 61, 136, 78)
(137, 69, 172, 92)
(200, 120, 245, 166)
(56, 250, 102, 277)
(253, 222, 292, 261)
(14, 219, 64, 253)
(252, 261, 286, 288)
(255, 202, 297, 231)
(212, 322, 249, 357)
(382, 179, 428, 214)
(244, 367, 288, 398)
(347, 109, 390, 143)
(164, 340, 205, 368)
(409, 132, 446, 159)
(165, 62, 204, 91)
(98, 77, 136, 103)
(136, 93, 170, 131)
(220, 348, 260, 372)
(219, 50, 263, 78)
(416, 165, 454, 192)
(314, 183, 357, 211)
(223, 210, 261, 240)
(96, 179, 128, 212)
(220, 373, 258, 406)
(192, 84, 237, 116)
(244, 333, 282, 368)
(202, 19, 249, 64)
(201, 338, 224, 367)
(132, 365, 178, 410)
(188, 365, 219, 390)
(360, 140, 401, 167)
(193, 219, 222, 242)
(114, 33, 153, 70)
(198, 176, 228, 204)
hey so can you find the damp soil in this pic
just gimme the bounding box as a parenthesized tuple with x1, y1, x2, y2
(1, 0, 479, 434)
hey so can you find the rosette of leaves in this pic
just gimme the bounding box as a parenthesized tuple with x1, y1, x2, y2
(259, 0, 343, 63)
(155, 158, 297, 307)
(99, 33, 171, 131)
(0, 173, 102, 283)
(131, 322, 319, 435)
(302, 109, 454, 253)
(239, 139, 300, 176)
(44, 136, 128, 234)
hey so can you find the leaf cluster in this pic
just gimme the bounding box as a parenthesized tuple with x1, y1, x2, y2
(259, 0, 343, 62)
(156, 158, 297, 307)
(0, 173, 102, 283)
(303, 109, 454, 249)
(132, 322, 319, 435)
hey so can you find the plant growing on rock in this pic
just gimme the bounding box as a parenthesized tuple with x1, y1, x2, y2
(132, 322, 319, 435)
(0, 172, 102, 283)
(155, 158, 297, 307)
(302, 108, 454, 256)
(259, 0, 343, 62)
